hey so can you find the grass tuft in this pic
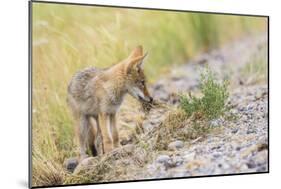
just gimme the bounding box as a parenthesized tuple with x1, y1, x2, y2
(179, 68, 229, 120)
(32, 154, 65, 187)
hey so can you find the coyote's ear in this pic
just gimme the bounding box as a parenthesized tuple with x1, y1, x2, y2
(128, 45, 143, 59)
(136, 52, 148, 69)
(126, 53, 148, 74)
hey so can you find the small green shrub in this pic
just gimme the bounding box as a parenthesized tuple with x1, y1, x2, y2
(179, 68, 229, 120)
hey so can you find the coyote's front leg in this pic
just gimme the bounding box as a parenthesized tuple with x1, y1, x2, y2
(78, 115, 90, 160)
(110, 113, 120, 148)
(98, 113, 113, 153)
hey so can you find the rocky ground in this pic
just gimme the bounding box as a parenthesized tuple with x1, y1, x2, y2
(64, 33, 268, 183)
(136, 34, 269, 178)
(141, 85, 268, 179)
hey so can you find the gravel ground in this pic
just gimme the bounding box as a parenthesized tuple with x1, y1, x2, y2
(136, 34, 268, 178)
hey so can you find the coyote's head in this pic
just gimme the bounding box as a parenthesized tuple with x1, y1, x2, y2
(125, 46, 153, 103)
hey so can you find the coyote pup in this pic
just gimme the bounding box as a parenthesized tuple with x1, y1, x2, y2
(67, 46, 153, 160)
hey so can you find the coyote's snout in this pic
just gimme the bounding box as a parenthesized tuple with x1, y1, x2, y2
(67, 45, 152, 160)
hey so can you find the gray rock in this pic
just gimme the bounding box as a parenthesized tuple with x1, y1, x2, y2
(79, 157, 97, 167)
(246, 160, 256, 169)
(168, 140, 184, 151)
(162, 156, 184, 169)
(153, 83, 164, 90)
(213, 152, 222, 158)
(174, 156, 184, 166)
(63, 157, 79, 173)
(256, 166, 267, 172)
(209, 119, 223, 127)
(156, 155, 171, 164)
(73, 157, 99, 175)
(183, 152, 196, 161)
(231, 128, 239, 134)
(247, 129, 256, 134)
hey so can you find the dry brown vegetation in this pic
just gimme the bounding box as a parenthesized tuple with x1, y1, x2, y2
(62, 107, 221, 184)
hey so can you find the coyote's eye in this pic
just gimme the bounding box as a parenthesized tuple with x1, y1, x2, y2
(137, 80, 145, 88)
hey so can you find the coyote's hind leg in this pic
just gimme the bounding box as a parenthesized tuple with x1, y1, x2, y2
(89, 116, 98, 156)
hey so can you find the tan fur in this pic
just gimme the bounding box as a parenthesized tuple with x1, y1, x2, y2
(67, 46, 152, 160)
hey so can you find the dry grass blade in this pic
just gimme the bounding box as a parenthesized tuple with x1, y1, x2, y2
(32, 156, 65, 187)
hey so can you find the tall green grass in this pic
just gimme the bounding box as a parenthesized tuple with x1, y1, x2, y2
(32, 2, 267, 186)
(242, 42, 268, 84)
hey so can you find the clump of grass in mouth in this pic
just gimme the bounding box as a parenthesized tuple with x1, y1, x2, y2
(140, 99, 170, 114)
